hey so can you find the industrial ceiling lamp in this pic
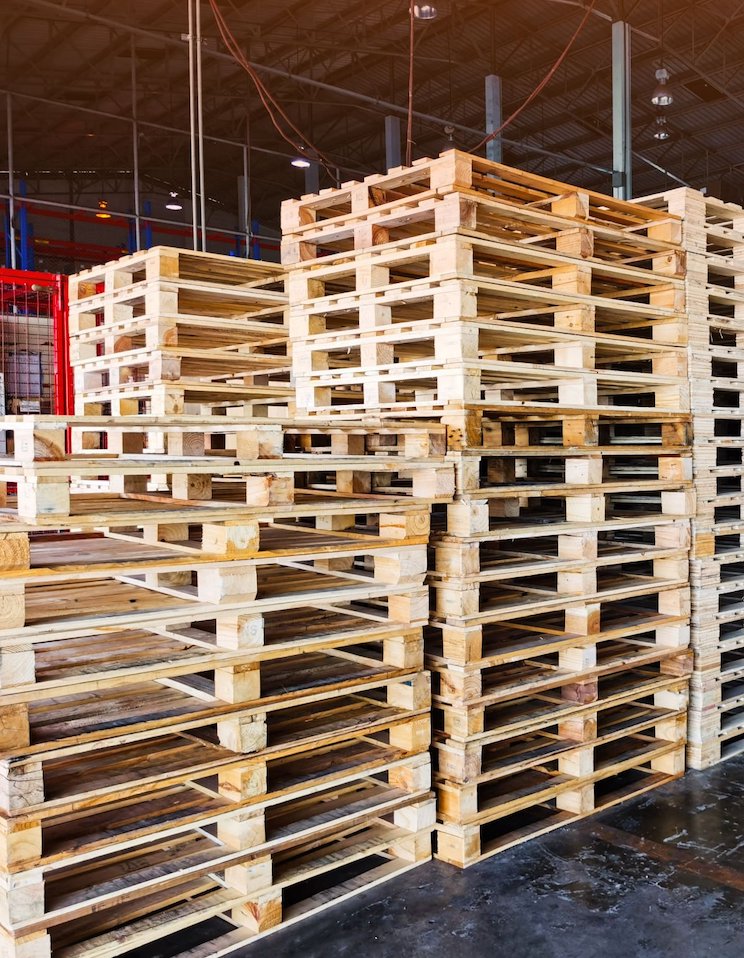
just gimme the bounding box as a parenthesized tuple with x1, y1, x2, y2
(95, 199, 111, 219)
(165, 191, 183, 211)
(653, 115, 670, 140)
(406, 1, 438, 167)
(291, 156, 311, 168)
(651, 0, 673, 107)
(651, 67, 673, 106)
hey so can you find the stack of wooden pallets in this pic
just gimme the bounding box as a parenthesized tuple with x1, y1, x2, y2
(69, 247, 292, 419)
(283, 151, 694, 866)
(0, 413, 453, 957)
(641, 188, 744, 768)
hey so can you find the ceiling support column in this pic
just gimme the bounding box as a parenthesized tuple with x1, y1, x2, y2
(385, 115, 402, 170)
(187, 0, 199, 249)
(5, 93, 16, 270)
(304, 162, 320, 194)
(195, 0, 207, 251)
(130, 36, 141, 252)
(612, 20, 632, 200)
(485, 75, 502, 163)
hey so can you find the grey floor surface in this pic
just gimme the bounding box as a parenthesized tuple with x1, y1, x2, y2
(136, 755, 744, 958)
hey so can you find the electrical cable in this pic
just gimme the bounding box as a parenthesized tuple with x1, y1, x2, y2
(405, 3, 415, 166)
(209, 0, 316, 156)
(208, 0, 336, 179)
(210, 0, 331, 168)
(470, 0, 597, 154)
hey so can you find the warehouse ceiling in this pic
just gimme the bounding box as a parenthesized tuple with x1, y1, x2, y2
(3, 0, 744, 236)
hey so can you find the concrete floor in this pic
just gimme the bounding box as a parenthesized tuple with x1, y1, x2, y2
(140, 755, 744, 958)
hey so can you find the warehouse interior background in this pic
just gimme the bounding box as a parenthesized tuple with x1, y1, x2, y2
(3, 0, 744, 274)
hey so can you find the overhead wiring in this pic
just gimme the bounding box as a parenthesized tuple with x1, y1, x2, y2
(207, 0, 336, 178)
(470, 0, 597, 154)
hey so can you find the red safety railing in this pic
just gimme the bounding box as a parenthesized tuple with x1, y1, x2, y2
(0, 268, 70, 416)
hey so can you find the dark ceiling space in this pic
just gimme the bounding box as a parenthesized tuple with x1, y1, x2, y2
(3, 0, 744, 239)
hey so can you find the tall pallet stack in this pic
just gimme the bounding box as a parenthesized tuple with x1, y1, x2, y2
(283, 150, 693, 866)
(641, 188, 744, 767)
(68, 247, 292, 419)
(0, 405, 454, 957)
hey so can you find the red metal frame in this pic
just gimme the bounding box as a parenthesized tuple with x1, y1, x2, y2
(0, 268, 71, 415)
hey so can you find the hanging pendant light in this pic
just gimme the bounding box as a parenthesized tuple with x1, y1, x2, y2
(165, 191, 183, 211)
(653, 115, 670, 140)
(413, 4, 438, 19)
(651, 67, 673, 107)
(652, 0, 673, 107)
(95, 199, 111, 219)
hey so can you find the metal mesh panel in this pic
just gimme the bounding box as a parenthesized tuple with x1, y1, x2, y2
(0, 269, 69, 414)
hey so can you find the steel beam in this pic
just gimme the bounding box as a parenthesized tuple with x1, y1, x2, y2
(612, 20, 632, 200)
(304, 162, 320, 195)
(130, 36, 141, 251)
(485, 75, 502, 163)
(187, 0, 199, 249)
(6, 93, 16, 269)
(195, 0, 207, 251)
(240, 138, 252, 258)
(384, 115, 402, 170)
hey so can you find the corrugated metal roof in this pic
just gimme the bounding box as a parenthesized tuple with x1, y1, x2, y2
(3, 0, 744, 225)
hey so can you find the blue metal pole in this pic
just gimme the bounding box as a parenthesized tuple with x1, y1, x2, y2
(251, 218, 260, 259)
(27, 220, 35, 270)
(3, 205, 11, 267)
(18, 180, 31, 270)
(143, 199, 153, 249)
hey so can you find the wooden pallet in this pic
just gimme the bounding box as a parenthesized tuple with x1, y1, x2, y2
(0, 413, 447, 462)
(639, 186, 744, 767)
(429, 568, 689, 628)
(73, 344, 290, 392)
(433, 691, 686, 781)
(291, 313, 688, 415)
(0, 615, 430, 750)
(75, 380, 295, 419)
(4, 787, 434, 956)
(0, 413, 439, 955)
(68, 248, 289, 421)
(433, 642, 691, 741)
(0, 663, 434, 957)
(18, 813, 433, 958)
(430, 635, 691, 718)
(435, 735, 684, 867)
(287, 231, 685, 335)
(281, 150, 682, 266)
(432, 635, 689, 866)
(279, 155, 694, 871)
(2, 572, 432, 646)
(1, 739, 432, 875)
(294, 361, 688, 421)
(289, 269, 686, 415)
(0, 423, 455, 639)
(68, 246, 285, 306)
(687, 550, 744, 765)
(1, 415, 453, 518)
(427, 613, 690, 707)
(426, 599, 689, 666)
